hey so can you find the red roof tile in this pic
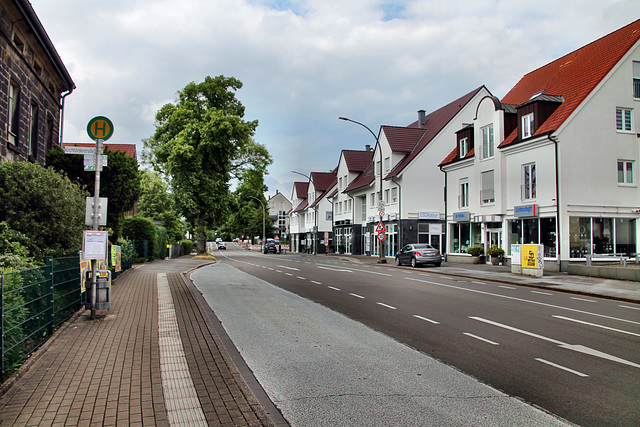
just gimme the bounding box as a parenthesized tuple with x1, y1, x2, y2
(342, 149, 374, 172)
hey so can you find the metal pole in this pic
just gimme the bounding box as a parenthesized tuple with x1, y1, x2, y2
(90, 139, 103, 320)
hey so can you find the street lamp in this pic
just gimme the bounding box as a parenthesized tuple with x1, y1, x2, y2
(249, 196, 265, 250)
(339, 116, 387, 264)
(292, 170, 318, 255)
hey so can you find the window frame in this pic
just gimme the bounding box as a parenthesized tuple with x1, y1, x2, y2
(8, 81, 20, 141)
(481, 124, 494, 159)
(616, 107, 633, 132)
(617, 160, 634, 185)
(481, 170, 495, 205)
(522, 113, 534, 138)
(459, 137, 469, 158)
(459, 178, 469, 208)
(522, 162, 536, 200)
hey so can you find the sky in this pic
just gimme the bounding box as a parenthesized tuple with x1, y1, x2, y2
(31, 0, 640, 199)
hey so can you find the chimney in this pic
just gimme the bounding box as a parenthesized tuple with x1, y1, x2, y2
(418, 109, 426, 128)
(365, 144, 371, 151)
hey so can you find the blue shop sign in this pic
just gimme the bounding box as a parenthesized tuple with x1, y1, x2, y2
(453, 212, 470, 222)
(514, 204, 538, 217)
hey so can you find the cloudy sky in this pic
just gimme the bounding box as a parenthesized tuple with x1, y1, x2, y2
(32, 0, 639, 198)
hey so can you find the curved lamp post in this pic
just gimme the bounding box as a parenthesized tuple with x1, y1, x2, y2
(339, 116, 387, 264)
(249, 196, 265, 249)
(292, 170, 318, 255)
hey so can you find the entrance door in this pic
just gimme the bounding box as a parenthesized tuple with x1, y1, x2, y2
(486, 229, 502, 249)
(430, 234, 441, 251)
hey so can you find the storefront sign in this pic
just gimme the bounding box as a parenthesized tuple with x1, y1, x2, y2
(429, 224, 442, 234)
(515, 204, 538, 217)
(419, 211, 441, 220)
(453, 212, 470, 222)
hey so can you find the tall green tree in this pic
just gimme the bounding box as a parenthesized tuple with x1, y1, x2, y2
(46, 146, 141, 241)
(145, 75, 272, 253)
(137, 169, 184, 242)
(0, 161, 85, 261)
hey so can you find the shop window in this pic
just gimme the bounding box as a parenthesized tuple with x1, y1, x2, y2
(509, 218, 557, 258)
(615, 218, 636, 255)
(418, 223, 429, 244)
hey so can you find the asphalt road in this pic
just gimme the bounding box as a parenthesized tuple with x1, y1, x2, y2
(195, 244, 640, 426)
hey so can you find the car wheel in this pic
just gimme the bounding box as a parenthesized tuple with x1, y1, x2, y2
(395, 257, 402, 266)
(411, 257, 417, 268)
(434, 262, 441, 267)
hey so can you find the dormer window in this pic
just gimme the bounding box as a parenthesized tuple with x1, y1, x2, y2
(459, 137, 469, 158)
(522, 113, 534, 138)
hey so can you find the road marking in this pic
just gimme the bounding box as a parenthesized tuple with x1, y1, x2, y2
(413, 315, 439, 324)
(328, 286, 341, 291)
(405, 276, 640, 326)
(275, 270, 282, 273)
(470, 316, 640, 369)
(535, 358, 589, 377)
(311, 280, 322, 285)
(571, 297, 596, 303)
(297, 276, 306, 280)
(472, 281, 487, 285)
(464, 332, 499, 346)
(285, 273, 293, 276)
(620, 305, 640, 311)
(552, 315, 640, 338)
(278, 265, 300, 271)
(531, 291, 553, 295)
(499, 285, 515, 289)
(318, 266, 353, 272)
(316, 263, 393, 277)
(349, 293, 365, 299)
(377, 302, 397, 310)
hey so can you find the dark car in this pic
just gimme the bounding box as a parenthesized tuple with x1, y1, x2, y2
(395, 243, 442, 267)
(264, 238, 277, 254)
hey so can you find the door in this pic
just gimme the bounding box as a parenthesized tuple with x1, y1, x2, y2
(430, 234, 441, 251)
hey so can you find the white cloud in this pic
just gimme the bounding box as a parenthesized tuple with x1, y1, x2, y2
(31, 0, 640, 197)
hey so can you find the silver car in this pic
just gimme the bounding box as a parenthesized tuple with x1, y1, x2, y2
(395, 243, 442, 267)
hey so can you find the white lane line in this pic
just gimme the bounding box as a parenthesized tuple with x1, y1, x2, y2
(464, 332, 499, 346)
(470, 316, 640, 369)
(571, 297, 597, 303)
(268, 268, 274, 271)
(552, 315, 640, 338)
(413, 315, 440, 325)
(317, 266, 353, 272)
(499, 285, 516, 289)
(620, 305, 640, 311)
(377, 302, 397, 310)
(405, 276, 640, 326)
(157, 273, 208, 426)
(278, 265, 300, 271)
(276, 270, 282, 273)
(349, 293, 365, 299)
(297, 276, 306, 280)
(328, 286, 341, 291)
(311, 280, 322, 285)
(472, 281, 487, 285)
(535, 358, 589, 377)
(531, 290, 553, 295)
(285, 273, 293, 276)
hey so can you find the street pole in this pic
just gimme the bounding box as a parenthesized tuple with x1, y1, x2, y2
(90, 138, 103, 320)
(338, 117, 386, 263)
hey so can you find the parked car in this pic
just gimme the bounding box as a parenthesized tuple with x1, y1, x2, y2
(216, 241, 226, 250)
(395, 243, 441, 267)
(264, 238, 277, 254)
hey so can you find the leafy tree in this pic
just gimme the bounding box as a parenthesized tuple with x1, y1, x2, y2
(0, 161, 85, 261)
(46, 146, 141, 241)
(224, 168, 274, 240)
(145, 75, 272, 253)
(137, 169, 184, 242)
(121, 215, 158, 261)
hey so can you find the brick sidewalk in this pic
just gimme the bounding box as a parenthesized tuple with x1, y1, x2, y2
(0, 260, 284, 426)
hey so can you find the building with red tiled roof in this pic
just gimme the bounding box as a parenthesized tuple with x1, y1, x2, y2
(440, 19, 640, 271)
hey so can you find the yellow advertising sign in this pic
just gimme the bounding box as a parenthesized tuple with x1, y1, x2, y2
(522, 244, 538, 268)
(112, 245, 121, 272)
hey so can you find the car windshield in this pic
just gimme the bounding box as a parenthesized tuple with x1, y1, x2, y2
(413, 244, 433, 250)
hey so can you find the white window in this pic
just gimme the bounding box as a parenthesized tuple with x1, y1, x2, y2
(385, 189, 390, 204)
(343, 175, 347, 189)
(459, 138, 469, 158)
(459, 179, 469, 208)
(633, 61, 640, 99)
(384, 157, 390, 172)
(339, 177, 342, 189)
(522, 113, 534, 138)
(618, 160, 634, 184)
(481, 125, 494, 159)
(348, 199, 352, 212)
(371, 193, 376, 207)
(481, 170, 495, 204)
(522, 163, 536, 200)
(616, 108, 632, 132)
(361, 196, 367, 221)
(391, 187, 398, 203)
(376, 160, 382, 176)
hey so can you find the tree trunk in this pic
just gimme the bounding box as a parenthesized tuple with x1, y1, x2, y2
(196, 216, 207, 254)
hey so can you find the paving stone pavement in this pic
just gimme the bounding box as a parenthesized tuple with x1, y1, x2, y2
(0, 258, 285, 426)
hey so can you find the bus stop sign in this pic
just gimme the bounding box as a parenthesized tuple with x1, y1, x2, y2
(87, 116, 114, 141)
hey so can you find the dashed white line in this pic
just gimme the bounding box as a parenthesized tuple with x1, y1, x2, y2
(297, 276, 306, 280)
(278, 265, 300, 271)
(377, 302, 397, 310)
(311, 280, 322, 285)
(535, 358, 589, 377)
(620, 305, 640, 311)
(413, 315, 440, 325)
(571, 297, 597, 303)
(531, 290, 553, 295)
(472, 281, 487, 285)
(285, 273, 293, 276)
(464, 332, 499, 346)
(328, 286, 341, 291)
(349, 293, 365, 299)
(499, 285, 516, 290)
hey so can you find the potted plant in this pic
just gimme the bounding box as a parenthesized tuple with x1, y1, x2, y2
(467, 245, 485, 264)
(487, 246, 505, 265)
(338, 244, 345, 254)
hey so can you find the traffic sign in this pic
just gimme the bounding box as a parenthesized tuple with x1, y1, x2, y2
(87, 116, 114, 141)
(376, 232, 386, 242)
(378, 210, 385, 218)
(64, 146, 98, 155)
(84, 154, 108, 171)
(375, 221, 386, 233)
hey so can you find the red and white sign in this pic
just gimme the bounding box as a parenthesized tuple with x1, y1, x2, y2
(376, 232, 386, 242)
(375, 221, 386, 233)
(378, 210, 385, 217)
